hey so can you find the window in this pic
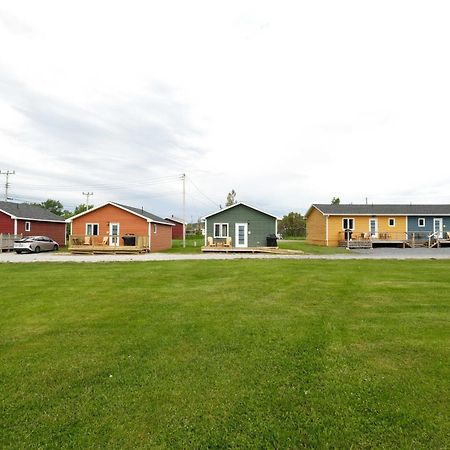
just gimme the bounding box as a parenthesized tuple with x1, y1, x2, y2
(86, 223, 99, 235)
(25, 221, 31, 232)
(153, 223, 157, 233)
(388, 218, 395, 227)
(418, 218, 425, 228)
(214, 223, 229, 238)
(342, 218, 354, 230)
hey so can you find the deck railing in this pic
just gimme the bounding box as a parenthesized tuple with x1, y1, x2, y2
(338, 230, 446, 248)
(68, 235, 150, 251)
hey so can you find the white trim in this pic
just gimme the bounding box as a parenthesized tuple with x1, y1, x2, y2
(85, 223, 99, 236)
(433, 218, 443, 238)
(369, 218, 378, 237)
(342, 217, 355, 230)
(388, 218, 395, 227)
(25, 221, 31, 232)
(202, 202, 279, 220)
(14, 218, 17, 235)
(153, 223, 157, 234)
(65, 201, 174, 226)
(213, 223, 229, 238)
(204, 218, 207, 246)
(165, 217, 185, 225)
(305, 204, 326, 218)
(418, 218, 426, 227)
(0, 208, 65, 223)
(235, 223, 248, 247)
(109, 222, 120, 246)
(148, 222, 152, 251)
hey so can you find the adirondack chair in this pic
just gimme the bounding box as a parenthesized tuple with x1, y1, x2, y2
(207, 236, 216, 247)
(223, 236, 232, 247)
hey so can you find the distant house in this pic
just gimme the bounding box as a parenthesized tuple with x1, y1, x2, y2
(0, 201, 66, 245)
(66, 202, 174, 252)
(202, 202, 279, 248)
(306, 203, 450, 248)
(165, 216, 185, 239)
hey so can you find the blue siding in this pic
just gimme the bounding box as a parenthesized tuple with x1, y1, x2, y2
(408, 216, 450, 234)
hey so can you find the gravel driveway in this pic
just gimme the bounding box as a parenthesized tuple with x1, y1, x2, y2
(2, 247, 450, 263)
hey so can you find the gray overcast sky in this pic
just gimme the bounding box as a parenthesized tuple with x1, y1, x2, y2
(1, 1, 450, 219)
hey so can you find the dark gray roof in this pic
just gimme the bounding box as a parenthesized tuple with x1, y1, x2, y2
(310, 204, 450, 216)
(165, 216, 185, 224)
(112, 202, 173, 225)
(0, 201, 66, 222)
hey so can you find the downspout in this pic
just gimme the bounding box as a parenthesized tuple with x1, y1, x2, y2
(13, 218, 17, 235)
(204, 218, 207, 246)
(405, 215, 408, 240)
(325, 215, 329, 247)
(148, 221, 152, 252)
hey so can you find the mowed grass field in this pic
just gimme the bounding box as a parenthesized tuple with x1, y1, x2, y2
(1, 260, 449, 449)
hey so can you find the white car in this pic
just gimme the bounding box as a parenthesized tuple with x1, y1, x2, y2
(14, 236, 59, 253)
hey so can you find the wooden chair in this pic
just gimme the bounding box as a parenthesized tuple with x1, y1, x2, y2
(97, 236, 108, 246)
(83, 236, 91, 245)
(207, 237, 216, 247)
(223, 236, 232, 247)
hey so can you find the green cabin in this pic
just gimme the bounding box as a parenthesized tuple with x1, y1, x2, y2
(203, 203, 279, 248)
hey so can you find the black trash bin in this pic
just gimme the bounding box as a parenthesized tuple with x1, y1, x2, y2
(122, 234, 136, 246)
(266, 234, 278, 247)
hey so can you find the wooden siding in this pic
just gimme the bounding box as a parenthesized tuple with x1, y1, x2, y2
(327, 215, 407, 246)
(71, 204, 149, 236)
(71, 204, 172, 252)
(307, 207, 409, 247)
(306, 207, 327, 245)
(0, 211, 14, 234)
(150, 223, 172, 251)
(17, 220, 66, 245)
(205, 204, 276, 247)
(166, 220, 184, 239)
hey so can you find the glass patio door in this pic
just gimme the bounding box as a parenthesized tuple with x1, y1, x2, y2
(109, 223, 120, 246)
(369, 218, 378, 238)
(235, 223, 248, 247)
(433, 218, 443, 238)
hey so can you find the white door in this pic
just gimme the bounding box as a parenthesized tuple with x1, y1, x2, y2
(109, 223, 120, 246)
(433, 218, 443, 238)
(235, 223, 248, 247)
(369, 218, 378, 238)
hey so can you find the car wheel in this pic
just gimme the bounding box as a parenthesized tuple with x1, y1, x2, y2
(53, 244, 58, 251)
(34, 246, 41, 253)
(15, 251, 22, 254)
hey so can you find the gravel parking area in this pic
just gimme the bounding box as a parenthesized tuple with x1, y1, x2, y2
(2, 247, 450, 263)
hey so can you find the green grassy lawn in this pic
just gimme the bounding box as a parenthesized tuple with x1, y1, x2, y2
(164, 236, 203, 253)
(278, 239, 350, 254)
(166, 236, 348, 254)
(1, 260, 449, 448)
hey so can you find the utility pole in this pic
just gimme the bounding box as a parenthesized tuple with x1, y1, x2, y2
(82, 191, 93, 208)
(181, 173, 186, 248)
(0, 170, 15, 201)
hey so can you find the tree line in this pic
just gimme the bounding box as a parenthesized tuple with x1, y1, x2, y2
(32, 199, 93, 218)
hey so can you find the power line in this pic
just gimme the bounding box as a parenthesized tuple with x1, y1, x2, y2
(186, 176, 220, 208)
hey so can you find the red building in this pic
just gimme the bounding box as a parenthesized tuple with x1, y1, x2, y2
(165, 216, 185, 239)
(0, 201, 66, 245)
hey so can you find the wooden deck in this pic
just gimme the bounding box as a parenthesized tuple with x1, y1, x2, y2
(68, 234, 150, 254)
(69, 245, 149, 254)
